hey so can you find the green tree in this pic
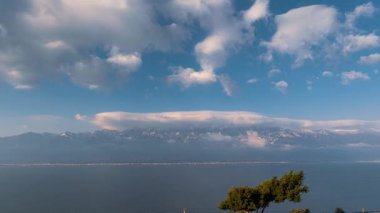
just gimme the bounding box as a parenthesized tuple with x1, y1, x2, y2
(276, 171, 309, 203)
(254, 177, 279, 212)
(219, 170, 308, 213)
(218, 187, 261, 213)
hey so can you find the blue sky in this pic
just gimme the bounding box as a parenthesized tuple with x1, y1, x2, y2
(0, 0, 380, 136)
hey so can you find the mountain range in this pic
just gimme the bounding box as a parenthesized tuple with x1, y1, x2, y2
(0, 127, 379, 163)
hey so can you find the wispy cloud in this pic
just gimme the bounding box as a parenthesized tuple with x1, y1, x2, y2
(44, 40, 70, 50)
(247, 78, 259, 84)
(358, 53, 380, 65)
(75, 114, 88, 121)
(341, 71, 370, 85)
(219, 75, 234, 96)
(345, 2, 376, 30)
(340, 33, 380, 54)
(268, 69, 281, 78)
(274, 81, 288, 93)
(322, 71, 334, 77)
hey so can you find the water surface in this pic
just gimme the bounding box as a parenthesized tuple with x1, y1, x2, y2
(0, 162, 379, 213)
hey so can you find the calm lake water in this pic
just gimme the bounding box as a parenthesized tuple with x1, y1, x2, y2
(0, 162, 379, 213)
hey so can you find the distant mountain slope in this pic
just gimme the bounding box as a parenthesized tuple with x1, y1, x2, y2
(0, 127, 379, 163)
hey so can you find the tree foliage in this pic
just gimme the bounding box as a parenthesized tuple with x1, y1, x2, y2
(219, 187, 261, 213)
(335, 208, 345, 213)
(219, 170, 308, 213)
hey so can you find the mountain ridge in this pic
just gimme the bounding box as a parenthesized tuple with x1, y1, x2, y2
(0, 127, 379, 163)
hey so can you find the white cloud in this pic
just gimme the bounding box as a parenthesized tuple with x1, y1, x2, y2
(331, 129, 360, 135)
(27, 0, 182, 49)
(167, 67, 217, 87)
(168, 0, 268, 93)
(174, 32, 235, 89)
(167, 1, 235, 90)
(75, 114, 88, 121)
(66, 48, 142, 89)
(169, 0, 227, 19)
(26, 0, 130, 29)
(219, 74, 234, 96)
(264, 5, 337, 66)
(341, 71, 370, 85)
(268, 68, 281, 78)
(86, 110, 380, 134)
(341, 33, 380, 53)
(358, 53, 380, 65)
(243, 0, 270, 24)
(243, 131, 267, 148)
(0, 0, 187, 89)
(91, 111, 266, 130)
(195, 30, 239, 71)
(3, 69, 33, 90)
(107, 47, 141, 71)
(44, 40, 69, 49)
(345, 2, 376, 30)
(171, 0, 244, 72)
(67, 57, 108, 90)
(322, 71, 334, 77)
(107, 53, 141, 67)
(88, 85, 100, 90)
(0, 52, 36, 89)
(247, 78, 258, 84)
(274, 80, 288, 93)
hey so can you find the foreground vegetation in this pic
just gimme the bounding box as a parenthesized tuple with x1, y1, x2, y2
(219, 170, 309, 213)
(218, 171, 353, 213)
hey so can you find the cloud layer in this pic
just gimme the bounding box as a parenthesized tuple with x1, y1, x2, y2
(79, 111, 380, 133)
(0, 0, 378, 95)
(0, 0, 186, 89)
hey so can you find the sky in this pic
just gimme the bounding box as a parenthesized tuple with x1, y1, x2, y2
(0, 0, 380, 136)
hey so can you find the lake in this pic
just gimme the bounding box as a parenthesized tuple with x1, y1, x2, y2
(0, 162, 379, 213)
